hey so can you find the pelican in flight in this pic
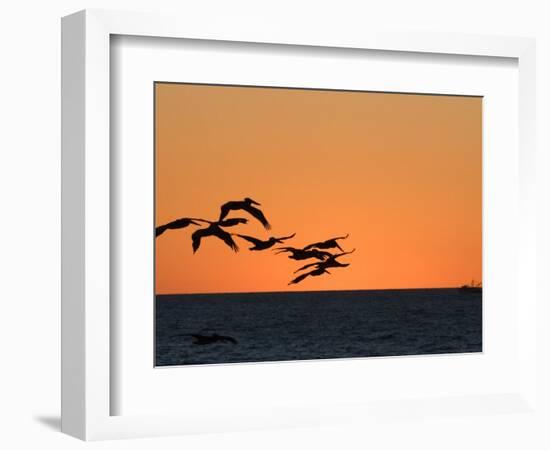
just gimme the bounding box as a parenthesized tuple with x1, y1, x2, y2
(294, 249, 356, 273)
(288, 266, 331, 285)
(236, 232, 296, 251)
(190, 333, 238, 345)
(303, 234, 350, 252)
(274, 246, 333, 261)
(192, 223, 239, 253)
(155, 217, 207, 237)
(219, 197, 271, 229)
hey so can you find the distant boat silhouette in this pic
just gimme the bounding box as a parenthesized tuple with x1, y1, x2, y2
(190, 333, 238, 345)
(219, 197, 271, 229)
(288, 266, 331, 285)
(192, 223, 240, 253)
(236, 232, 296, 250)
(303, 234, 349, 252)
(274, 246, 332, 261)
(155, 217, 207, 237)
(294, 249, 355, 273)
(458, 280, 482, 294)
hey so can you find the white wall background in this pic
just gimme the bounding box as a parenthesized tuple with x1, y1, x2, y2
(0, 1, 548, 449)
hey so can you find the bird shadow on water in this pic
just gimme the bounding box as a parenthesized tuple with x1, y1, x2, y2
(34, 415, 61, 431)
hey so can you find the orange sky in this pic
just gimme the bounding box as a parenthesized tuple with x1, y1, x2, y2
(155, 83, 482, 294)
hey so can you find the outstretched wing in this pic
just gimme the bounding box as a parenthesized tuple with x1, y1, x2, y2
(216, 229, 239, 252)
(191, 228, 210, 253)
(288, 271, 312, 285)
(334, 233, 350, 241)
(156, 218, 203, 237)
(235, 234, 264, 246)
(169, 218, 195, 229)
(219, 217, 248, 227)
(333, 248, 356, 259)
(294, 261, 320, 274)
(302, 241, 322, 251)
(243, 204, 271, 229)
(304, 234, 349, 250)
(155, 225, 168, 237)
(310, 249, 333, 260)
(275, 232, 296, 242)
(273, 246, 296, 254)
(218, 202, 232, 222)
(331, 234, 349, 251)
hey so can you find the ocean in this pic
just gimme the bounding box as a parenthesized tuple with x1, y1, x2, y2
(155, 288, 482, 366)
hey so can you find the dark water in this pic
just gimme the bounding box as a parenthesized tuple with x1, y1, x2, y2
(155, 288, 482, 366)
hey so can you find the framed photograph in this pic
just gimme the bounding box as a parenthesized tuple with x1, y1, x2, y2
(61, 9, 537, 440)
(153, 82, 484, 367)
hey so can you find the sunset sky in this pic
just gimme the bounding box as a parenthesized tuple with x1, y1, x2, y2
(155, 83, 482, 295)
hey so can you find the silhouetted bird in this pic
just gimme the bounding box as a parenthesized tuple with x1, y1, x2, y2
(303, 234, 349, 252)
(219, 197, 271, 229)
(288, 266, 331, 285)
(294, 249, 356, 273)
(192, 223, 239, 253)
(190, 333, 238, 345)
(236, 232, 296, 251)
(155, 217, 207, 237)
(274, 246, 332, 261)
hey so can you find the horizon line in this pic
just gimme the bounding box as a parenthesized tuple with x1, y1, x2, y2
(156, 285, 482, 297)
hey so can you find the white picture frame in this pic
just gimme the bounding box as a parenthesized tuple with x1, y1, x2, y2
(61, 9, 537, 441)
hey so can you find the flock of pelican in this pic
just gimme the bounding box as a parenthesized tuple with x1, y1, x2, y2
(155, 197, 354, 285)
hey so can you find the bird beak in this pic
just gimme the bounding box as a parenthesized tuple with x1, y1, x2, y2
(249, 199, 261, 206)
